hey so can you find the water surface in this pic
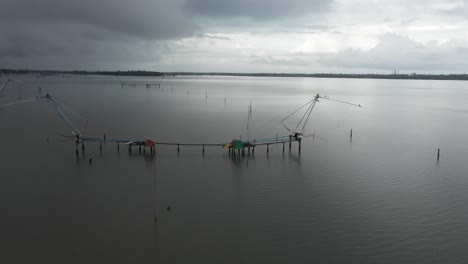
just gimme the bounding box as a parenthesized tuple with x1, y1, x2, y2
(1, 75, 467, 263)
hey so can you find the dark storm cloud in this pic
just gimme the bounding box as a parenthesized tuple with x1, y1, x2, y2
(0, 0, 333, 69)
(0, 0, 200, 69)
(183, 0, 331, 20)
(0, 0, 196, 40)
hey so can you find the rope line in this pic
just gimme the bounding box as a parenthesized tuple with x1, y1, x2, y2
(0, 98, 35, 107)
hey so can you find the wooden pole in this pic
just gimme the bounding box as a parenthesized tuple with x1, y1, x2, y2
(153, 153, 157, 223)
(437, 148, 440, 160)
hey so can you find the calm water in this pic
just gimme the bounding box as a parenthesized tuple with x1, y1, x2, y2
(1, 75, 468, 263)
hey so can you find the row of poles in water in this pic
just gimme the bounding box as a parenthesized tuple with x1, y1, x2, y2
(74, 128, 442, 163)
(76, 135, 304, 163)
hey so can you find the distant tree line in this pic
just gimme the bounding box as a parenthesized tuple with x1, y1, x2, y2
(1, 68, 468, 81)
(0, 69, 164, 77)
(172, 72, 468, 81)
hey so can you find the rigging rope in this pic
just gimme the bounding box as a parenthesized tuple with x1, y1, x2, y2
(0, 98, 35, 108)
(320, 96, 362, 107)
(48, 95, 81, 136)
(0, 79, 13, 96)
(300, 100, 318, 134)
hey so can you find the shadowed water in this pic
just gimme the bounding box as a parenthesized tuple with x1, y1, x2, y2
(1, 75, 468, 263)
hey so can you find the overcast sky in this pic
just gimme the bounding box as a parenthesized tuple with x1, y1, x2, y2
(1, 0, 468, 73)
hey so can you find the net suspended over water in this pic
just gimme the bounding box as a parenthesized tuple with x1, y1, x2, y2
(3, 92, 361, 151)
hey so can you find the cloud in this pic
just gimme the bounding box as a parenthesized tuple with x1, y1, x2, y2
(183, 0, 332, 20)
(429, 0, 468, 17)
(0, 0, 332, 70)
(318, 33, 468, 72)
(0, 0, 196, 40)
(0, 0, 200, 69)
(1, 0, 467, 72)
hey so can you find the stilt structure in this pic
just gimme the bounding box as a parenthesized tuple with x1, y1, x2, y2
(26, 93, 361, 158)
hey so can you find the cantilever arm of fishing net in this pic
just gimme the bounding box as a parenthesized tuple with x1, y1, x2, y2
(280, 98, 317, 133)
(280, 98, 316, 124)
(0, 98, 36, 108)
(58, 103, 89, 134)
(295, 99, 317, 134)
(0, 79, 13, 96)
(319, 96, 362, 107)
(310, 96, 362, 137)
(48, 95, 82, 136)
(300, 100, 319, 134)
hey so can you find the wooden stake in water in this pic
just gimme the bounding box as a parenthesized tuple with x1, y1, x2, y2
(437, 148, 440, 161)
(153, 152, 157, 223)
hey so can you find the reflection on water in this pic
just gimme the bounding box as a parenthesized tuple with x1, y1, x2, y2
(1, 75, 468, 263)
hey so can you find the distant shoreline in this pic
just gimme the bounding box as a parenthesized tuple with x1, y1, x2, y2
(2, 68, 468, 81)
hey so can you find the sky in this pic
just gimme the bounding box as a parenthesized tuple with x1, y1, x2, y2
(1, 0, 468, 73)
